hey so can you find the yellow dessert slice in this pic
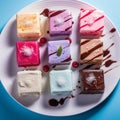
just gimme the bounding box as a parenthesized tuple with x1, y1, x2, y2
(16, 13, 41, 39)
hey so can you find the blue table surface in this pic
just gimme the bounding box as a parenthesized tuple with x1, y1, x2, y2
(0, 0, 120, 120)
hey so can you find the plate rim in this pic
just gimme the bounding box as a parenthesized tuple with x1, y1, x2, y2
(0, 0, 120, 117)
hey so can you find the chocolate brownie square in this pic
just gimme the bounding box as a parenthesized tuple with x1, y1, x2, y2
(81, 69, 104, 94)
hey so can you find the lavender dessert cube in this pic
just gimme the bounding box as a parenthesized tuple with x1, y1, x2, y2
(48, 40, 71, 65)
(49, 10, 72, 35)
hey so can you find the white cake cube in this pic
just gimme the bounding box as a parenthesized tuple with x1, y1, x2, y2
(16, 13, 41, 39)
(17, 71, 42, 96)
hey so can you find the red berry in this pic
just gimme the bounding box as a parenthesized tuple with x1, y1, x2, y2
(43, 65, 49, 72)
(65, 37, 72, 44)
(72, 61, 79, 68)
(80, 8, 85, 12)
(39, 37, 47, 46)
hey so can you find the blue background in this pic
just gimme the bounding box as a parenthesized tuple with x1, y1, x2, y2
(0, 0, 120, 120)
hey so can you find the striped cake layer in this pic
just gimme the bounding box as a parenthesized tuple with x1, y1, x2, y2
(79, 9, 104, 37)
(80, 39, 103, 64)
(49, 10, 72, 35)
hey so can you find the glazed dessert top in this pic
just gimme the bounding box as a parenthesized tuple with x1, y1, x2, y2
(80, 9, 104, 31)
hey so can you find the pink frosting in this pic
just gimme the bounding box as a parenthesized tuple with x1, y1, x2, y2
(16, 41, 40, 67)
(79, 9, 104, 37)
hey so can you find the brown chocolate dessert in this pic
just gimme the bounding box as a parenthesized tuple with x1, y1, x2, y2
(81, 69, 104, 94)
(80, 39, 103, 65)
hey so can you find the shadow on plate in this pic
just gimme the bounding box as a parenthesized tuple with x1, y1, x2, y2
(10, 78, 40, 107)
(6, 19, 18, 47)
(6, 47, 19, 77)
(40, 93, 70, 109)
(75, 94, 103, 106)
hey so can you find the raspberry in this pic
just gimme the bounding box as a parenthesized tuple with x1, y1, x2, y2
(39, 37, 47, 46)
(43, 65, 49, 72)
(72, 61, 79, 68)
(65, 37, 72, 44)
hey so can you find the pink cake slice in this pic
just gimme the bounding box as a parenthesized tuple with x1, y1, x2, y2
(79, 9, 104, 38)
(49, 10, 72, 35)
(16, 41, 40, 67)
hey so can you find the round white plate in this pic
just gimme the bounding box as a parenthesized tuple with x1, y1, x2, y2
(0, 0, 120, 116)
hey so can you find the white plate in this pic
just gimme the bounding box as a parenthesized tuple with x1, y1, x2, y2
(0, 0, 120, 116)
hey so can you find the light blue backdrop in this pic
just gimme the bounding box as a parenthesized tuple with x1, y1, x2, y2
(0, 0, 120, 120)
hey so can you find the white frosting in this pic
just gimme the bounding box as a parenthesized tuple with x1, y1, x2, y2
(23, 47, 33, 56)
(86, 73, 96, 85)
(24, 21, 32, 27)
(20, 46, 33, 56)
(17, 71, 41, 96)
(19, 82, 25, 87)
(55, 18, 64, 26)
(57, 77, 66, 87)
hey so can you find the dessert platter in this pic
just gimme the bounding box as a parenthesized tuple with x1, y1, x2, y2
(0, 0, 120, 116)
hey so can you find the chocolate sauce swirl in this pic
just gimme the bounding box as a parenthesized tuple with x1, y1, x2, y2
(49, 10, 65, 17)
(40, 8, 50, 17)
(49, 97, 68, 107)
(104, 60, 117, 67)
(110, 28, 116, 33)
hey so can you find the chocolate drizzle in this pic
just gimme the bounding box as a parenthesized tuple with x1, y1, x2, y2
(48, 94, 76, 107)
(81, 43, 103, 60)
(49, 10, 65, 17)
(104, 60, 117, 67)
(40, 8, 50, 17)
(49, 99, 58, 106)
(81, 39, 91, 45)
(103, 49, 110, 57)
(52, 65, 56, 68)
(102, 43, 117, 67)
(110, 28, 116, 33)
(90, 53, 103, 61)
(62, 56, 72, 62)
(102, 43, 118, 68)
(103, 43, 114, 57)
(103, 54, 111, 62)
(81, 42, 117, 71)
(70, 94, 75, 98)
(64, 17, 72, 22)
(49, 97, 68, 107)
(47, 30, 49, 34)
(104, 65, 120, 74)
(83, 64, 95, 69)
(65, 26, 72, 31)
